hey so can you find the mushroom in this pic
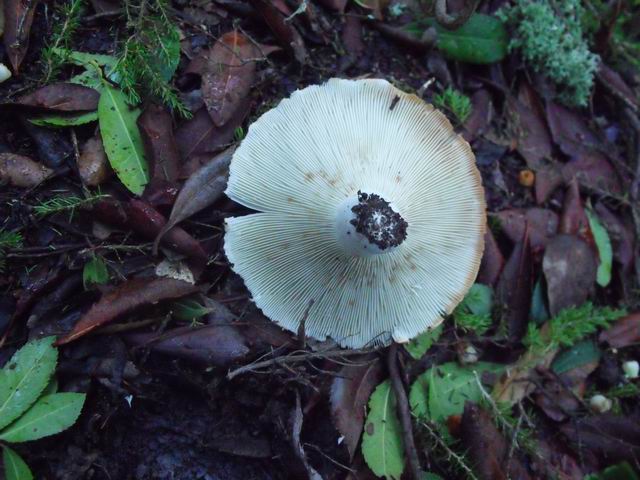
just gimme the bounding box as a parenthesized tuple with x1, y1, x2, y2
(224, 78, 485, 348)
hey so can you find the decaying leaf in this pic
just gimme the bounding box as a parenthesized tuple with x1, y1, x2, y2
(462, 89, 493, 143)
(252, 0, 307, 64)
(477, 228, 504, 286)
(494, 208, 558, 250)
(56, 277, 199, 345)
(0, 153, 53, 187)
(599, 313, 640, 348)
(3, 0, 38, 72)
(543, 235, 597, 316)
(562, 151, 622, 195)
(137, 104, 181, 182)
(78, 135, 110, 187)
(330, 356, 383, 459)
(14, 83, 100, 112)
(559, 179, 591, 243)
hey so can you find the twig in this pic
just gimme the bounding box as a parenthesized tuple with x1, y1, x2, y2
(388, 343, 422, 480)
(227, 348, 374, 380)
(434, 0, 479, 30)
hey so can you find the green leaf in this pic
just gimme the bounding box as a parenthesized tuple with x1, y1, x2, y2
(422, 474, 444, 480)
(0, 337, 58, 430)
(153, 23, 181, 82)
(426, 14, 508, 64)
(29, 111, 98, 128)
(361, 380, 405, 480)
(586, 208, 613, 287)
(83, 256, 109, 289)
(410, 362, 502, 423)
(585, 461, 639, 480)
(552, 339, 601, 374)
(171, 297, 213, 322)
(2, 446, 33, 480)
(404, 325, 443, 360)
(530, 277, 549, 325)
(98, 84, 149, 195)
(0, 393, 86, 443)
(459, 283, 493, 315)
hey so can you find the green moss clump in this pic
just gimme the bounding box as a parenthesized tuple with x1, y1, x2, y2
(498, 0, 600, 107)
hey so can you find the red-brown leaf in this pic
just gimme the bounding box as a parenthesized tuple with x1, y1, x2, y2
(252, 0, 307, 63)
(78, 135, 111, 187)
(599, 313, 640, 348)
(137, 104, 181, 182)
(462, 89, 493, 143)
(14, 83, 100, 112)
(546, 102, 599, 157)
(3, 0, 38, 72)
(561, 150, 622, 194)
(559, 179, 592, 246)
(494, 208, 558, 250)
(477, 227, 504, 286)
(0, 153, 53, 187)
(535, 164, 564, 204)
(56, 277, 199, 345)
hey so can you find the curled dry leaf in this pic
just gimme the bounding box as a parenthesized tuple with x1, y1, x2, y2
(137, 104, 180, 182)
(494, 208, 558, 250)
(543, 235, 597, 316)
(559, 179, 592, 245)
(330, 356, 383, 460)
(14, 83, 100, 112)
(153, 147, 233, 254)
(599, 312, 640, 348)
(3, 0, 37, 72)
(56, 277, 199, 345)
(78, 135, 111, 186)
(0, 153, 53, 187)
(477, 227, 504, 286)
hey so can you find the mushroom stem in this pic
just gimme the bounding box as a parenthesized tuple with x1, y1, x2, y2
(334, 190, 408, 257)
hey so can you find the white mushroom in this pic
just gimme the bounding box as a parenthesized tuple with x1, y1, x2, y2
(224, 78, 485, 348)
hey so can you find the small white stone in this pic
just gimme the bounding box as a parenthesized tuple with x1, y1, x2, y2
(589, 394, 612, 413)
(0, 64, 12, 83)
(459, 344, 479, 365)
(623, 360, 639, 379)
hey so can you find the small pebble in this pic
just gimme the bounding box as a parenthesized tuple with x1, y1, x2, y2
(623, 360, 639, 379)
(589, 394, 612, 413)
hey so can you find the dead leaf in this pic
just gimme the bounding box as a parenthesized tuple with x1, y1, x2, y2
(0, 153, 53, 187)
(494, 208, 558, 250)
(546, 102, 600, 157)
(561, 151, 622, 194)
(153, 147, 233, 254)
(13, 83, 100, 112)
(291, 391, 323, 480)
(594, 202, 635, 272)
(330, 356, 383, 459)
(477, 227, 504, 287)
(339, 15, 364, 72)
(137, 103, 181, 182)
(56, 277, 199, 345)
(495, 225, 532, 343)
(252, 0, 307, 63)
(462, 89, 493, 143)
(197, 31, 262, 127)
(315, 0, 347, 11)
(559, 179, 592, 245)
(3, 0, 38, 72)
(599, 313, 640, 348)
(543, 235, 597, 316)
(78, 135, 111, 186)
(460, 403, 532, 480)
(535, 164, 564, 204)
(598, 63, 638, 109)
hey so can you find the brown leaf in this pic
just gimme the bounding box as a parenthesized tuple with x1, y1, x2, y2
(3, 0, 38, 72)
(477, 227, 504, 287)
(494, 208, 558, 250)
(495, 225, 532, 343)
(198, 31, 261, 127)
(137, 103, 181, 182)
(462, 89, 493, 143)
(535, 164, 564, 204)
(56, 277, 199, 345)
(559, 179, 592, 245)
(560, 414, 640, 464)
(315, 0, 347, 11)
(460, 403, 531, 480)
(594, 202, 635, 272)
(543, 235, 597, 316)
(546, 102, 600, 157)
(339, 15, 364, 72)
(599, 312, 640, 348)
(125, 324, 249, 366)
(330, 356, 383, 460)
(0, 153, 53, 187)
(175, 105, 249, 165)
(598, 63, 638, 109)
(561, 150, 622, 194)
(13, 83, 100, 112)
(153, 147, 233, 254)
(252, 0, 307, 63)
(78, 135, 111, 187)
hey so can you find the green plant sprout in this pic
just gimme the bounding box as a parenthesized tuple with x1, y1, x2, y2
(41, 0, 87, 82)
(0, 337, 86, 480)
(433, 87, 472, 124)
(33, 192, 109, 219)
(0, 229, 23, 273)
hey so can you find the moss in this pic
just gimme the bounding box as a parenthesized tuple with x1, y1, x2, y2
(498, 0, 599, 107)
(432, 87, 472, 124)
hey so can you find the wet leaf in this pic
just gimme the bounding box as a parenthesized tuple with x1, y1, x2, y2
(425, 14, 508, 64)
(3, 0, 37, 72)
(586, 207, 613, 287)
(0, 392, 85, 443)
(137, 103, 180, 182)
(98, 83, 149, 195)
(14, 83, 99, 112)
(78, 135, 110, 187)
(495, 226, 532, 343)
(56, 277, 199, 345)
(404, 324, 443, 360)
(477, 228, 504, 287)
(83, 256, 109, 289)
(0, 337, 57, 430)
(0, 153, 53, 187)
(599, 313, 640, 348)
(154, 147, 233, 253)
(199, 31, 261, 127)
(494, 208, 558, 250)
(361, 380, 404, 480)
(2, 445, 33, 480)
(543, 235, 597, 316)
(29, 111, 98, 127)
(330, 356, 383, 459)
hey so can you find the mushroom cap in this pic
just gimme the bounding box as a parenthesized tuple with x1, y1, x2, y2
(224, 78, 486, 348)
